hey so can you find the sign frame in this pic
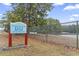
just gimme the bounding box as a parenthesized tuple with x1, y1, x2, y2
(8, 22, 28, 48)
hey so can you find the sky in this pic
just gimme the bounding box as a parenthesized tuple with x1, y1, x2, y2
(48, 3, 79, 23)
(0, 3, 12, 20)
(0, 3, 79, 23)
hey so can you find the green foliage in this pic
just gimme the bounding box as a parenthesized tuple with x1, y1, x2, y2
(46, 18, 61, 34)
(4, 3, 53, 26)
(3, 3, 53, 32)
(29, 18, 61, 34)
(62, 24, 76, 33)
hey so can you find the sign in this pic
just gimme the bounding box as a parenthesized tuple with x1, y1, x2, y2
(10, 22, 27, 33)
(9, 22, 28, 47)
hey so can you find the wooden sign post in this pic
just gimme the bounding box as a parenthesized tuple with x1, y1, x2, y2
(9, 32, 12, 47)
(9, 22, 27, 47)
(24, 33, 27, 47)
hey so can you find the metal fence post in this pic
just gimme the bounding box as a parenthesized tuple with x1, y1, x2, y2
(46, 25, 48, 43)
(76, 21, 78, 48)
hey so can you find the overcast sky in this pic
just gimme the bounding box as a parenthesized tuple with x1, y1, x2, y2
(0, 3, 79, 23)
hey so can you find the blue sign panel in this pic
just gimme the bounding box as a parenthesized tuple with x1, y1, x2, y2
(10, 22, 27, 33)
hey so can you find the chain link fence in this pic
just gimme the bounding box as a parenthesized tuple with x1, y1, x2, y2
(0, 21, 79, 49)
(28, 21, 79, 48)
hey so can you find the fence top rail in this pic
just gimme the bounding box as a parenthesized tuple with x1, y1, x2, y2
(61, 21, 79, 24)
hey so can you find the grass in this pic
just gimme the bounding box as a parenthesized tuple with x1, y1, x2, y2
(0, 38, 63, 56)
(0, 32, 79, 56)
(0, 38, 79, 56)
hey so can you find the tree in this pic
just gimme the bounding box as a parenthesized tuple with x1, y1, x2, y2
(4, 3, 53, 27)
(3, 3, 53, 32)
(46, 18, 61, 34)
(62, 24, 76, 33)
(27, 18, 61, 34)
